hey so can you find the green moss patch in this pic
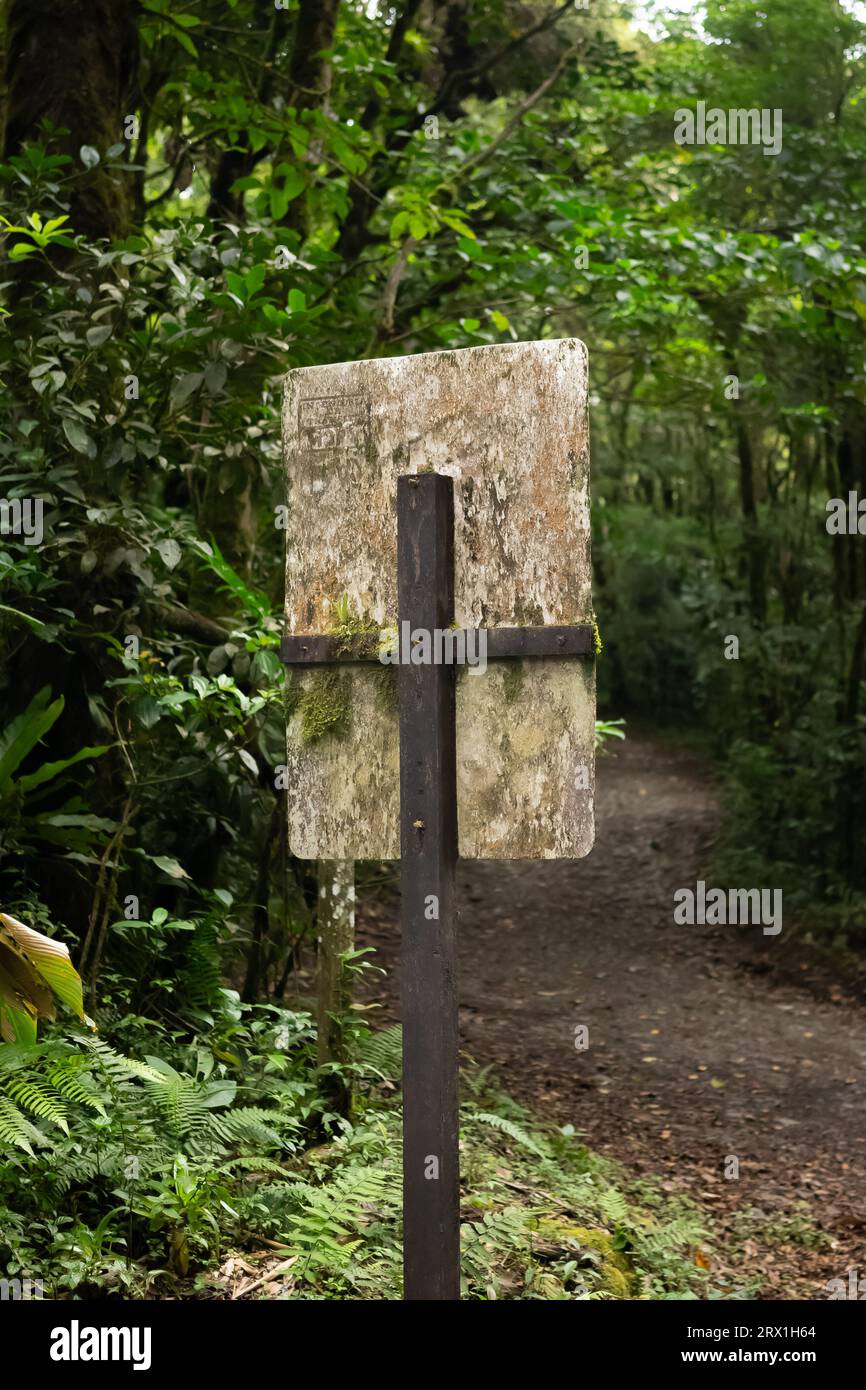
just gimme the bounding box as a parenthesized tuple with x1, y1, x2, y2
(298, 669, 352, 744)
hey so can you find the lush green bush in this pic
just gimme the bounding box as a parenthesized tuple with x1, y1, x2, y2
(0, 1017, 736, 1301)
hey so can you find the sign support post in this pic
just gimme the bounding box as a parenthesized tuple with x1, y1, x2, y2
(396, 473, 461, 1301)
(280, 337, 595, 1301)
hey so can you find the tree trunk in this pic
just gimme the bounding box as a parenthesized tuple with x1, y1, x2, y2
(838, 595, 866, 884)
(727, 355, 767, 625)
(206, 0, 285, 222)
(316, 859, 355, 1116)
(336, 0, 485, 262)
(3, 0, 139, 242)
(283, 0, 342, 241)
(242, 805, 281, 1003)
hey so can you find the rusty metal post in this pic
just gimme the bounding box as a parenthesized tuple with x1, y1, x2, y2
(397, 473, 461, 1301)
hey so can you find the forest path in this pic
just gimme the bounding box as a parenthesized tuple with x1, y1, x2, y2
(358, 731, 866, 1299)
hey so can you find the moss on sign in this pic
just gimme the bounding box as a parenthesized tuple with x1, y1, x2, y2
(299, 669, 352, 744)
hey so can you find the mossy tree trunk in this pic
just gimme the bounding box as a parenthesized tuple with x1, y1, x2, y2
(3, 0, 139, 243)
(316, 859, 355, 1117)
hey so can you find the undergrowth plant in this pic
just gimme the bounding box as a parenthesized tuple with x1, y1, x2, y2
(0, 1014, 741, 1301)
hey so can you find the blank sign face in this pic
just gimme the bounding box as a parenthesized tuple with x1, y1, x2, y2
(282, 339, 595, 860)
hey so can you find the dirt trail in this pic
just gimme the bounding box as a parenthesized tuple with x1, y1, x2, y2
(358, 732, 866, 1298)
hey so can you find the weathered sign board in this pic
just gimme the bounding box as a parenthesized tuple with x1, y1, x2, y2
(281, 339, 595, 1300)
(282, 339, 595, 862)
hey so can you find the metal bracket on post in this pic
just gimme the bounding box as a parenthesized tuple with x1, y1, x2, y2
(280, 626, 594, 665)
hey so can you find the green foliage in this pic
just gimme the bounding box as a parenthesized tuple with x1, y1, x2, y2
(469, 1109, 549, 1159)
(595, 717, 626, 752)
(1, 0, 865, 1301)
(1, 0, 862, 965)
(0, 690, 111, 862)
(0, 912, 91, 1044)
(0, 1004, 318, 1290)
(236, 1071, 733, 1301)
(353, 1023, 403, 1083)
(0, 1009, 739, 1301)
(255, 1166, 401, 1279)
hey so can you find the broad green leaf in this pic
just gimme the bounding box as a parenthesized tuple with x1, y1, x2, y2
(0, 696, 64, 790)
(15, 744, 110, 794)
(270, 187, 289, 221)
(62, 417, 94, 455)
(281, 168, 306, 202)
(244, 263, 266, 296)
(156, 538, 182, 570)
(86, 324, 112, 348)
(0, 604, 45, 632)
(171, 371, 204, 406)
(0, 1001, 38, 1048)
(170, 28, 197, 56)
(152, 855, 191, 880)
(0, 913, 90, 1038)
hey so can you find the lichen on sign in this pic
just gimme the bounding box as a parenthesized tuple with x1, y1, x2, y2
(283, 339, 595, 860)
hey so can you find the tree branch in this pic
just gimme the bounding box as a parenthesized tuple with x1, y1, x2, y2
(364, 37, 585, 351)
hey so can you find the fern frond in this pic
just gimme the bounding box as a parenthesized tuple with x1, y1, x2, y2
(635, 1213, 706, 1257)
(204, 1106, 291, 1150)
(79, 1036, 166, 1085)
(180, 919, 222, 1007)
(470, 1111, 550, 1159)
(45, 1059, 106, 1114)
(5, 1077, 70, 1132)
(354, 1025, 402, 1082)
(254, 1162, 400, 1277)
(585, 1185, 631, 1227)
(220, 1154, 289, 1178)
(142, 1074, 212, 1140)
(42, 1150, 107, 1195)
(0, 1093, 48, 1154)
